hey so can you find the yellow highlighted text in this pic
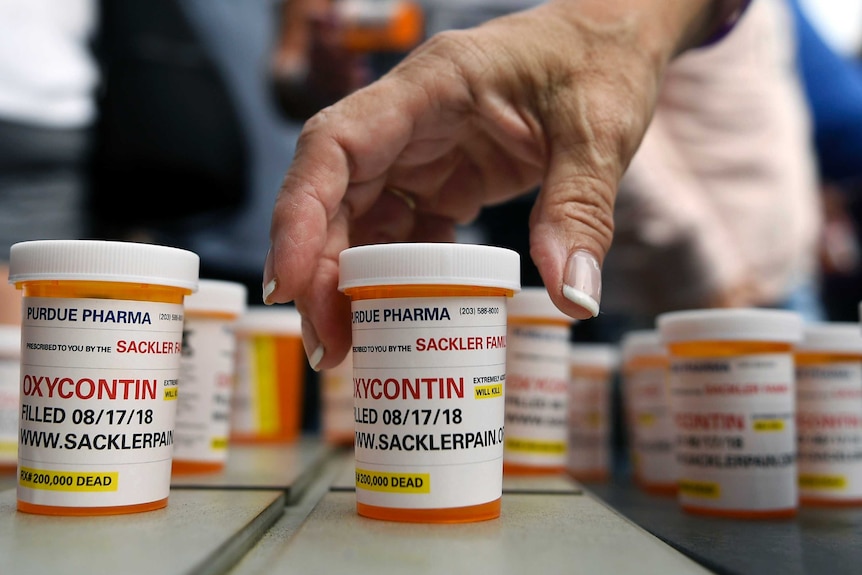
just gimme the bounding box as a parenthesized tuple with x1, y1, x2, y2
(474, 384, 502, 399)
(753, 419, 784, 432)
(355, 468, 430, 494)
(19, 467, 118, 492)
(800, 474, 847, 491)
(679, 479, 720, 499)
(505, 438, 565, 454)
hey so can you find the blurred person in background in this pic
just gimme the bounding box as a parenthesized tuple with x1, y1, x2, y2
(90, 0, 366, 303)
(789, 0, 862, 322)
(90, 0, 372, 432)
(0, 0, 99, 324)
(591, 0, 826, 342)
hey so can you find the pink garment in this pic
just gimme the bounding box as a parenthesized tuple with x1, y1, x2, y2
(602, 0, 822, 315)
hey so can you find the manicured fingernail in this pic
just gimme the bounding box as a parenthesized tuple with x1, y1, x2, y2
(562, 249, 601, 317)
(301, 315, 325, 371)
(262, 279, 277, 305)
(308, 344, 325, 372)
(262, 247, 276, 305)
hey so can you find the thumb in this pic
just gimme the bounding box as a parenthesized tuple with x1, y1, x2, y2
(526, 45, 658, 322)
(529, 169, 616, 321)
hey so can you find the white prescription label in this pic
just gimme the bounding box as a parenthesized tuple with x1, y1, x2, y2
(627, 365, 676, 487)
(352, 296, 507, 509)
(174, 317, 236, 464)
(797, 361, 862, 501)
(17, 297, 184, 508)
(567, 367, 611, 477)
(504, 323, 570, 468)
(669, 353, 796, 511)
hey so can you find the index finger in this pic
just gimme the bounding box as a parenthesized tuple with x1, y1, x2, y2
(263, 82, 417, 305)
(262, 74, 458, 371)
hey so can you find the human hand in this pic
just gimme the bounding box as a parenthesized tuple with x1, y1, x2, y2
(264, 0, 729, 370)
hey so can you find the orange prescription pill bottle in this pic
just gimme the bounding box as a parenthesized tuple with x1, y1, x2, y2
(795, 321, 862, 506)
(9, 239, 199, 516)
(321, 352, 356, 447)
(0, 325, 21, 471)
(338, 243, 520, 523)
(620, 329, 676, 495)
(337, 0, 424, 53)
(230, 306, 305, 444)
(567, 342, 619, 483)
(172, 279, 248, 474)
(657, 308, 803, 519)
(503, 287, 574, 475)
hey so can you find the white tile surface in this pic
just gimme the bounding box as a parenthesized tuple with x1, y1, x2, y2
(0, 488, 284, 575)
(233, 490, 712, 575)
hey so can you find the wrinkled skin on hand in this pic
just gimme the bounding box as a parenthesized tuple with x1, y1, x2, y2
(264, 0, 717, 369)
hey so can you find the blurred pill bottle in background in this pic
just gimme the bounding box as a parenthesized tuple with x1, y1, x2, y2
(658, 308, 803, 519)
(796, 320, 862, 506)
(503, 287, 574, 475)
(567, 342, 619, 483)
(337, 0, 424, 53)
(230, 306, 305, 444)
(173, 279, 248, 474)
(321, 351, 356, 447)
(620, 329, 676, 495)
